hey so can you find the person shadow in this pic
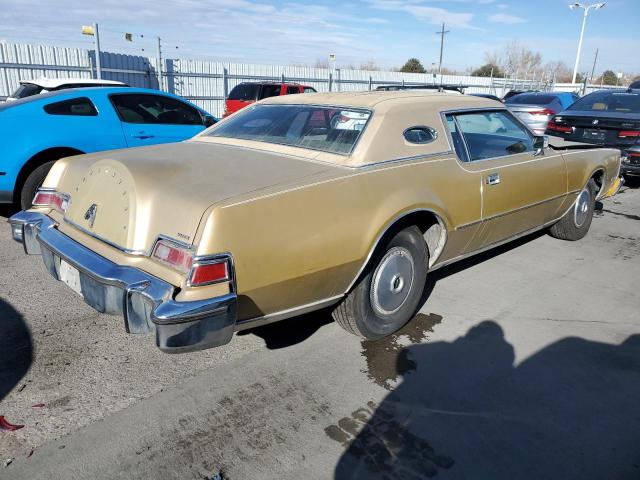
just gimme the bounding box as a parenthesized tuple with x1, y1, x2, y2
(330, 321, 640, 480)
(0, 298, 33, 402)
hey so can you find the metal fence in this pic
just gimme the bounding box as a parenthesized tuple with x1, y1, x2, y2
(2, 41, 607, 118)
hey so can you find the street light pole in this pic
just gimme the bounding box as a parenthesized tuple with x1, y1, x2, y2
(569, 2, 605, 85)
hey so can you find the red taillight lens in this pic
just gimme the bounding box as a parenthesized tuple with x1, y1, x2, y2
(189, 259, 229, 286)
(152, 239, 193, 273)
(618, 130, 640, 138)
(530, 108, 556, 116)
(547, 121, 572, 133)
(32, 190, 69, 213)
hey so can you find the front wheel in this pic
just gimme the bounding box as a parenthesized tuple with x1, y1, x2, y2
(332, 226, 428, 340)
(549, 179, 597, 241)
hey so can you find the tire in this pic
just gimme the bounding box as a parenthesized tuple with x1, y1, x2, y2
(20, 161, 55, 210)
(332, 226, 429, 340)
(549, 179, 597, 241)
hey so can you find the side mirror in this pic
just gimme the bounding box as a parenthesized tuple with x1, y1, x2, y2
(533, 135, 549, 156)
(202, 114, 217, 128)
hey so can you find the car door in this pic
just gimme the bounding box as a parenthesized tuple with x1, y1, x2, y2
(447, 109, 567, 249)
(110, 93, 206, 147)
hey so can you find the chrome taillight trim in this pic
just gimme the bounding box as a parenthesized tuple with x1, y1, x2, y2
(187, 253, 235, 289)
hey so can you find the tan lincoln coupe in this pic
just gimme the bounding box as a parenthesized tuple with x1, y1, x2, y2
(9, 91, 622, 352)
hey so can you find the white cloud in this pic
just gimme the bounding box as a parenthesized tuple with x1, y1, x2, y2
(370, 0, 476, 29)
(488, 13, 526, 24)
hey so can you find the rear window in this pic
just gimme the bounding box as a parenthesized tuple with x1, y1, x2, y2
(568, 91, 640, 113)
(228, 83, 259, 101)
(11, 83, 43, 99)
(506, 94, 556, 105)
(206, 104, 371, 155)
(44, 97, 98, 116)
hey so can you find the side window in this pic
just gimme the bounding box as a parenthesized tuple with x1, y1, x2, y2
(452, 111, 534, 161)
(303, 87, 317, 93)
(403, 126, 437, 144)
(44, 97, 98, 116)
(445, 114, 470, 162)
(111, 94, 202, 125)
(284, 86, 300, 95)
(258, 84, 281, 99)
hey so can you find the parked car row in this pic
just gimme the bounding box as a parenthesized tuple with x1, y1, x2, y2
(8, 89, 623, 353)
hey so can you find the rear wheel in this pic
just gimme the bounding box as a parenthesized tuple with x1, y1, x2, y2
(332, 226, 428, 340)
(549, 179, 597, 241)
(19, 161, 55, 210)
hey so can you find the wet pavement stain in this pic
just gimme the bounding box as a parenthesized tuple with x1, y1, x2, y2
(325, 401, 454, 479)
(607, 235, 640, 260)
(361, 313, 443, 391)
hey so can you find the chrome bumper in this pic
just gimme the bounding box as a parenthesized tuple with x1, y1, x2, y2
(8, 211, 237, 353)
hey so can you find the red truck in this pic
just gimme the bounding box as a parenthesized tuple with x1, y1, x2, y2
(224, 82, 317, 117)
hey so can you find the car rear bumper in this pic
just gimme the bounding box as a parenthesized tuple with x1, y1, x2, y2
(621, 155, 640, 176)
(7, 210, 237, 353)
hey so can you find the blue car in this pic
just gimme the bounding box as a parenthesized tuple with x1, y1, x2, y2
(0, 87, 216, 208)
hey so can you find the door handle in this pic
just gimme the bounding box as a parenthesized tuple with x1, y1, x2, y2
(486, 173, 500, 185)
(132, 133, 155, 139)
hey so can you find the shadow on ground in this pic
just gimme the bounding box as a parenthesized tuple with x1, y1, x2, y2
(0, 204, 19, 219)
(0, 299, 33, 402)
(329, 321, 640, 480)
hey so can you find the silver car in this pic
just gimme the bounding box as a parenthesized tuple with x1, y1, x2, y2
(506, 92, 578, 135)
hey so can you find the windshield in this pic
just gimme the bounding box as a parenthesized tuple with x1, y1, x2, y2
(568, 90, 640, 113)
(207, 104, 371, 155)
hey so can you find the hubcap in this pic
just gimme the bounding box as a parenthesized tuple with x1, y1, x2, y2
(574, 188, 591, 227)
(370, 247, 415, 316)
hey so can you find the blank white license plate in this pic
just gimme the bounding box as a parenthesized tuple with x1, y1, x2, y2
(59, 259, 83, 296)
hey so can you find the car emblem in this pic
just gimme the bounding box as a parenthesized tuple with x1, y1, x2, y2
(84, 204, 98, 228)
(592, 119, 599, 125)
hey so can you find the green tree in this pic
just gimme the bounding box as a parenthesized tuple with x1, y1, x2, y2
(400, 58, 426, 74)
(601, 70, 618, 85)
(471, 63, 503, 77)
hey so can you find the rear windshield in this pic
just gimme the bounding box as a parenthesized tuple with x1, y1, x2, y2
(506, 94, 556, 105)
(228, 83, 260, 101)
(11, 83, 43, 99)
(207, 104, 371, 155)
(568, 90, 640, 113)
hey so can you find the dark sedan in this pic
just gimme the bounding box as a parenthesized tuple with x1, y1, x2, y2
(546, 89, 640, 176)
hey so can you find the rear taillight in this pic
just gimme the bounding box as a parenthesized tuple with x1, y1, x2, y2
(152, 239, 193, 273)
(618, 130, 640, 138)
(189, 258, 230, 286)
(530, 108, 556, 116)
(547, 120, 572, 133)
(32, 189, 69, 213)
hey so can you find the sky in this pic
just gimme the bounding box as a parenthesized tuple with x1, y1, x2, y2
(1, 0, 638, 75)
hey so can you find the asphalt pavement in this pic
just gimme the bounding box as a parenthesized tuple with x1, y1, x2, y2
(1, 182, 639, 479)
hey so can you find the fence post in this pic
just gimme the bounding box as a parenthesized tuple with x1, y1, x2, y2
(281, 73, 285, 84)
(329, 72, 333, 92)
(223, 66, 229, 99)
(368, 76, 372, 91)
(336, 68, 341, 92)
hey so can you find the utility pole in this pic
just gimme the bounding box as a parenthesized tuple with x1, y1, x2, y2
(569, 3, 605, 84)
(156, 36, 164, 90)
(435, 23, 450, 80)
(589, 48, 598, 85)
(93, 23, 102, 79)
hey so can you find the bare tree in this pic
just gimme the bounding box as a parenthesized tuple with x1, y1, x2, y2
(544, 61, 573, 83)
(485, 41, 542, 77)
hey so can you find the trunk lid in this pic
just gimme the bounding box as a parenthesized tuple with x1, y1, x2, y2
(552, 111, 640, 148)
(59, 141, 333, 253)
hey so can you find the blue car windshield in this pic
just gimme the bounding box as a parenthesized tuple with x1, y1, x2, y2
(207, 104, 371, 154)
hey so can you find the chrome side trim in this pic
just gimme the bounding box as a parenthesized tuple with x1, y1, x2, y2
(343, 208, 448, 294)
(430, 217, 560, 272)
(480, 191, 573, 223)
(234, 294, 344, 331)
(356, 151, 453, 169)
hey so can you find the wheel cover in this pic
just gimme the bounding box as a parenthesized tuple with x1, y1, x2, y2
(574, 187, 591, 228)
(370, 246, 415, 316)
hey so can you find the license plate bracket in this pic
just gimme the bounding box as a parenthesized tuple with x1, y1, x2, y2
(583, 128, 605, 141)
(59, 259, 83, 296)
